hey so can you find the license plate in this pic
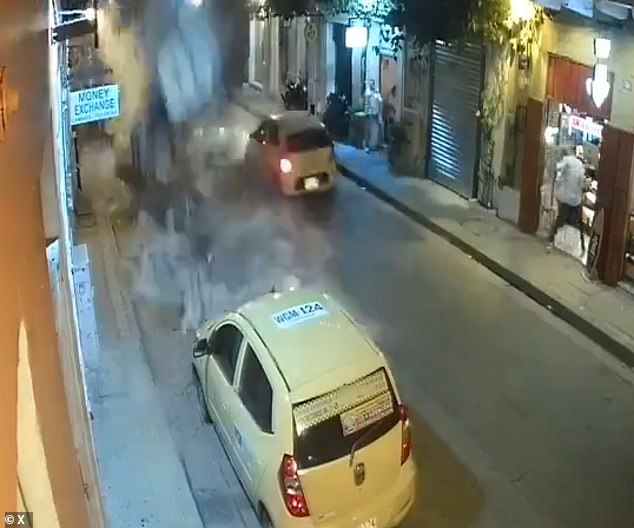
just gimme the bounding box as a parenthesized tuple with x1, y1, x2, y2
(304, 177, 319, 190)
(357, 518, 377, 528)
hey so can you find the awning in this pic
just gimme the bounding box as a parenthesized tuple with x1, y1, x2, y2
(534, 0, 634, 19)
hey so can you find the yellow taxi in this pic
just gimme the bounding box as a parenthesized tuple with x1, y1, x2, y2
(192, 289, 416, 528)
(246, 112, 338, 196)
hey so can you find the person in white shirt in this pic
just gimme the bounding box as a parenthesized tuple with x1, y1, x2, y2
(363, 80, 382, 152)
(549, 146, 586, 253)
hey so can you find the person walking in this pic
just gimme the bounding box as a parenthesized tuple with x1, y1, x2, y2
(548, 145, 586, 254)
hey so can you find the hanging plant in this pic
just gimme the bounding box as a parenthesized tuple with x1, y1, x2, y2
(254, 0, 396, 21)
(474, 0, 546, 207)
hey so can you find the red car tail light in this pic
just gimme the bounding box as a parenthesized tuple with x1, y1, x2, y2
(280, 158, 293, 173)
(279, 454, 310, 517)
(399, 405, 412, 464)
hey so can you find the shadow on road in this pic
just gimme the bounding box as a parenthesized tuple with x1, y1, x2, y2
(402, 408, 484, 528)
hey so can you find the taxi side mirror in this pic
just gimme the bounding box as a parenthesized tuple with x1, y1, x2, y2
(193, 338, 209, 358)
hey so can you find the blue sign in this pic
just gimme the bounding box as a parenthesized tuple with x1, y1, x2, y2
(69, 84, 120, 126)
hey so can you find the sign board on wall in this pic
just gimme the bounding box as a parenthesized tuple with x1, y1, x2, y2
(69, 84, 120, 126)
(568, 115, 603, 139)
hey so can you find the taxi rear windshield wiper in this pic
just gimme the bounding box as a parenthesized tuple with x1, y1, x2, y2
(348, 414, 388, 467)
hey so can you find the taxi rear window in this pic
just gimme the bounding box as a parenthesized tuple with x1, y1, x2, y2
(285, 128, 332, 153)
(292, 368, 400, 470)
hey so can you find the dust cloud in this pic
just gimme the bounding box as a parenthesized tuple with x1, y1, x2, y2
(83, 0, 329, 332)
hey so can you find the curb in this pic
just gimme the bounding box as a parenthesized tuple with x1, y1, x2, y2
(337, 163, 634, 369)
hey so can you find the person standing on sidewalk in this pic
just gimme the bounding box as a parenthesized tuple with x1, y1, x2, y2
(363, 80, 382, 152)
(548, 145, 586, 254)
(383, 85, 397, 145)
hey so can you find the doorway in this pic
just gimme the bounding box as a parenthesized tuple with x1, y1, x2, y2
(333, 23, 352, 106)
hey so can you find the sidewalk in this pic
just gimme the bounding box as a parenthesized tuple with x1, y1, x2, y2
(73, 136, 206, 528)
(235, 85, 634, 368)
(75, 219, 206, 528)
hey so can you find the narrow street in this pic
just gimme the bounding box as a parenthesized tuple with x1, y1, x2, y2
(87, 103, 634, 528)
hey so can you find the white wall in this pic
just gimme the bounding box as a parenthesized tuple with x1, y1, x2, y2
(268, 17, 280, 95)
(40, 117, 60, 242)
(248, 19, 256, 85)
(325, 23, 336, 97)
(48, 10, 106, 524)
(17, 320, 61, 528)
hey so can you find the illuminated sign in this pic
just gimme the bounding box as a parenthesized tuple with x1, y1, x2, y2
(69, 84, 120, 126)
(568, 115, 603, 139)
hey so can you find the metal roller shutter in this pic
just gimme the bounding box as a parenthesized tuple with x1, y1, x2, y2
(427, 40, 484, 198)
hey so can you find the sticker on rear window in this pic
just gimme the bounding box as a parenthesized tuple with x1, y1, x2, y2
(272, 302, 328, 329)
(340, 392, 393, 437)
(293, 370, 390, 431)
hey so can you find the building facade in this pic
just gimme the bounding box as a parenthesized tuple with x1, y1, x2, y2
(0, 0, 106, 524)
(246, 0, 634, 286)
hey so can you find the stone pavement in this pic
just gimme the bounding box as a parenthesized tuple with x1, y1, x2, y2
(234, 85, 634, 368)
(73, 217, 206, 528)
(74, 131, 263, 528)
(70, 135, 234, 528)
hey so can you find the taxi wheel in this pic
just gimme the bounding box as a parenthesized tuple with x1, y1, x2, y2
(258, 506, 274, 528)
(192, 364, 212, 424)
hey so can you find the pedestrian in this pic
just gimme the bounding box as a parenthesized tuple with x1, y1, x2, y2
(548, 145, 586, 254)
(363, 79, 382, 153)
(383, 85, 397, 145)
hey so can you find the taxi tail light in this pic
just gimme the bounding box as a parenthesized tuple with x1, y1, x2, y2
(279, 454, 310, 518)
(280, 158, 293, 174)
(399, 404, 411, 465)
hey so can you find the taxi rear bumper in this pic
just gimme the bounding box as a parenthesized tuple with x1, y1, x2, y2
(270, 458, 416, 528)
(280, 167, 338, 196)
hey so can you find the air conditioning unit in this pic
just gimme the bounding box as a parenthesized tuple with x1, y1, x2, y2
(0, 66, 20, 143)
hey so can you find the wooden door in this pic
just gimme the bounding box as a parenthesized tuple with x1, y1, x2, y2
(518, 97, 544, 234)
(596, 125, 634, 285)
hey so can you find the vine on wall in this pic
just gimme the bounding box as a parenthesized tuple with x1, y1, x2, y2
(476, 1, 546, 207)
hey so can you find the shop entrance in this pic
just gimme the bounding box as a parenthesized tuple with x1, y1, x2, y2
(539, 54, 614, 264)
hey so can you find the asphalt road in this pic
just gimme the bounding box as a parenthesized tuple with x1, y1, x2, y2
(112, 104, 634, 528)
